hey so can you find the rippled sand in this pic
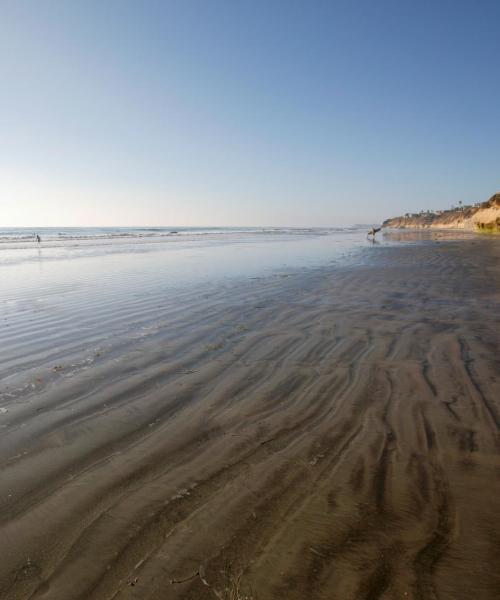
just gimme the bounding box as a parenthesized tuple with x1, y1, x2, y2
(1, 238, 499, 599)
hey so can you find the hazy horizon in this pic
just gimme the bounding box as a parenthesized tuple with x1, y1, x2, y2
(0, 223, 377, 230)
(2, 1, 499, 227)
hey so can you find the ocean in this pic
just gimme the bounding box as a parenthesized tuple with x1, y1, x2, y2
(0, 225, 364, 244)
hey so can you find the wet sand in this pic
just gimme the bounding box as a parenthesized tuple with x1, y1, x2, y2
(1, 237, 499, 599)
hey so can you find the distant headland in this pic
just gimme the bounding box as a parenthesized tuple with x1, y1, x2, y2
(383, 193, 500, 233)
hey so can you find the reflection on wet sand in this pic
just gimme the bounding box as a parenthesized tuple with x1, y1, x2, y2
(0, 236, 499, 600)
(382, 228, 478, 243)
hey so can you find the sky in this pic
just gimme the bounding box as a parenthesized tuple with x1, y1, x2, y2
(1, 0, 499, 227)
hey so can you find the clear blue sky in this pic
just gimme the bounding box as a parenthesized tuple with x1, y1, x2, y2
(1, 0, 499, 226)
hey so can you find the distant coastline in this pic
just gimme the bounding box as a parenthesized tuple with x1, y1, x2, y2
(383, 193, 500, 233)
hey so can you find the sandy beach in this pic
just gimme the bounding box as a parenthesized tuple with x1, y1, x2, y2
(1, 232, 499, 600)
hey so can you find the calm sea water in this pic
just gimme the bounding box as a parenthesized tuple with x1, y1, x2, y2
(0, 225, 361, 244)
(0, 225, 377, 309)
(0, 225, 395, 382)
(0, 225, 373, 263)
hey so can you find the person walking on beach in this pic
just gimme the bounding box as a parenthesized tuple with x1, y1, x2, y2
(36, 234, 41, 244)
(367, 227, 381, 240)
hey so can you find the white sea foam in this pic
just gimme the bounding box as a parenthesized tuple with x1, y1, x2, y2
(0, 225, 364, 246)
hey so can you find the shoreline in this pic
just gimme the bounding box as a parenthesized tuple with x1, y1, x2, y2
(383, 225, 500, 234)
(0, 236, 499, 599)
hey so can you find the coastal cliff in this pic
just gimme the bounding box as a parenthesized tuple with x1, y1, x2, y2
(383, 193, 500, 233)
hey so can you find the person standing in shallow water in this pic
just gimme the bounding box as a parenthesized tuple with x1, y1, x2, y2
(36, 234, 41, 243)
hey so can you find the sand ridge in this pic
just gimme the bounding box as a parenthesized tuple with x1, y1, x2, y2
(0, 237, 499, 599)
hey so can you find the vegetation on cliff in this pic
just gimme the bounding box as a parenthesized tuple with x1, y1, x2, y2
(383, 194, 500, 233)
